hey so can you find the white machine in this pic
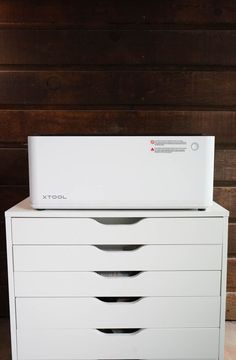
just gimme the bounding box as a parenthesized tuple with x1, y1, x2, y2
(28, 135, 214, 209)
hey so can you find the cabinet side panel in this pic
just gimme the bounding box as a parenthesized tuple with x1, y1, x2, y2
(5, 216, 17, 360)
(219, 216, 229, 360)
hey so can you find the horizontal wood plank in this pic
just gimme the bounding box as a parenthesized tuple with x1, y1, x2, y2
(0, 319, 10, 357)
(0, 148, 28, 185)
(0, 285, 8, 317)
(0, 110, 235, 145)
(227, 257, 236, 292)
(215, 150, 236, 182)
(226, 292, 236, 320)
(0, 221, 6, 252)
(0, 1, 235, 28)
(0, 252, 7, 285)
(229, 223, 236, 256)
(214, 187, 236, 218)
(1, 30, 236, 66)
(1, 71, 236, 107)
(0, 186, 28, 221)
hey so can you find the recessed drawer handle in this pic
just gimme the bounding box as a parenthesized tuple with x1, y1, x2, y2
(94, 245, 143, 251)
(97, 328, 143, 335)
(93, 218, 144, 225)
(95, 271, 142, 278)
(96, 297, 143, 303)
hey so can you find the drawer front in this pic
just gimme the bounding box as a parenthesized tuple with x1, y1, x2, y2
(17, 328, 219, 359)
(14, 271, 221, 297)
(16, 297, 221, 329)
(12, 217, 223, 245)
(13, 244, 222, 271)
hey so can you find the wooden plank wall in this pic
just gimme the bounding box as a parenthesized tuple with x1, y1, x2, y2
(0, 0, 236, 319)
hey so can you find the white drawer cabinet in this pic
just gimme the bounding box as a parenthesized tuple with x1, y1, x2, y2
(5, 198, 229, 360)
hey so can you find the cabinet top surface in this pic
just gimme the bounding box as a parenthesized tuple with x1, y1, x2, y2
(5, 198, 229, 218)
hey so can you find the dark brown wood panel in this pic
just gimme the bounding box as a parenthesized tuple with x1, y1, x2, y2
(214, 187, 236, 218)
(227, 257, 236, 292)
(0, 286, 8, 317)
(1, 71, 236, 107)
(0, 252, 7, 285)
(1, 30, 236, 66)
(0, 319, 10, 358)
(1, 147, 236, 185)
(215, 150, 236, 182)
(0, 110, 236, 146)
(0, 148, 28, 185)
(229, 223, 236, 256)
(0, 222, 6, 252)
(0, 1, 235, 28)
(226, 292, 236, 320)
(0, 186, 28, 221)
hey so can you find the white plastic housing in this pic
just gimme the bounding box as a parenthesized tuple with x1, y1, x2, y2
(28, 136, 214, 209)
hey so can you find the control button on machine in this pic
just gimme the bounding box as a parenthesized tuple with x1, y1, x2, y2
(191, 142, 199, 151)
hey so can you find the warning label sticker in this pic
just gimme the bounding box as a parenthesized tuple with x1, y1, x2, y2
(150, 139, 187, 153)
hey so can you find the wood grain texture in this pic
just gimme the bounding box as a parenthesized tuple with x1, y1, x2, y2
(215, 150, 236, 182)
(0, 110, 236, 145)
(0, 222, 6, 252)
(0, 71, 236, 106)
(0, 287, 8, 317)
(229, 223, 236, 256)
(0, 186, 28, 221)
(227, 258, 236, 292)
(0, 319, 10, 359)
(0, 1, 235, 28)
(0, 252, 7, 285)
(226, 293, 236, 320)
(0, 149, 28, 185)
(1, 30, 236, 66)
(214, 187, 236, 218)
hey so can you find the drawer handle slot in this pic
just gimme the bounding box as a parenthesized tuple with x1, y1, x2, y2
(93, 218, 143, 225)
(97, 328, 143, 334)
(95, 245, 142, 251)
(96, 297, 142, 303)
(95, 271, 142, 278)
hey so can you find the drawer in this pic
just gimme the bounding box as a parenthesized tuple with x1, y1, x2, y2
(12, 217, 223, 245)
(17, 328, 219, 359)
(14, 271, 221, 297)
(13, 244, 222, 271)
(13, 245, 222, 271)
(16, 297, 221, 329)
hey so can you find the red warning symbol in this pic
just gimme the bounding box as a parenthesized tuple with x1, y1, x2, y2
(151, 147, 155, 152)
